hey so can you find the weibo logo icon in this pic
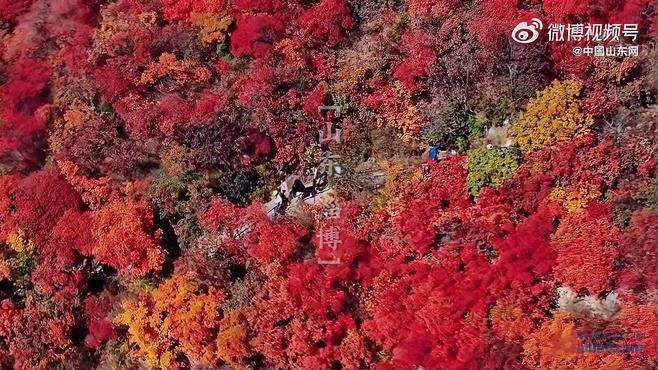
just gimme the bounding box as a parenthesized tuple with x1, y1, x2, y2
(512, 18, 543, 44)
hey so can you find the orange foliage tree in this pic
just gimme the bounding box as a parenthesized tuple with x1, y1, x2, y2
(86, 201, 164, 278)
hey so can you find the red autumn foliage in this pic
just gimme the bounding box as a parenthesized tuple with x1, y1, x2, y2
(93, 64, 132, 102)
(393, 31, 437, 94)
(0, 0, 654, 368)
(230, 14, 285, 57)
(83, 295, 115, 349)
(248, 219, 307, 263)
(0, 0, 35, 22)
(0, 175, 20, 241)
(299, 0, 355, 47)
(551, 207, 620, 295)
(242, 128, 274, 163)
(617, 211, 657, 291)
(303, 84, 326, 120)
(233, 0, 282, 13)
(468, 0, 536, 51)
(0, 58, 51, 171)
(12, 169, 82, 244)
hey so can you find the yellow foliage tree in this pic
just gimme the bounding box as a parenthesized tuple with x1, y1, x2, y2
(4, 229, 35, 281)
(550, 182, 602, 214)
(0, 230, 29, 281)
(511, 80, 593, 152)
(6, 229, 34, 255)
(115, 272, 226, 369)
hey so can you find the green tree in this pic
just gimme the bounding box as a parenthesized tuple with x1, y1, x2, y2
(466, 147, 519, 196)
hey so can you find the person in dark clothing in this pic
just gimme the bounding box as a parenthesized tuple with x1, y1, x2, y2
(275, 189, 288, 214)
(291, 178, 307, 198)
